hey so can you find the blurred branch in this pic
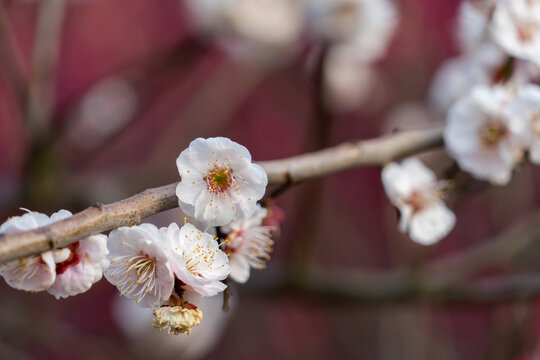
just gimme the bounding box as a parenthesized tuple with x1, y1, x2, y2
(287, 43, 331, 281)
(248, 211, 540, 305)
(20, 0, 67, 206)
(26, 0, 66, 138)
(0, 126, 443, 264)
(0, 3, 27, 104)
(259, 273, 540, 306)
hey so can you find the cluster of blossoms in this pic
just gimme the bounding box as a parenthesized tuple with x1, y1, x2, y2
(0, 137, 278, 335)
(383, 0, 540, 246)
(432, 0, 540, 185)
(184, 0, 398, 111)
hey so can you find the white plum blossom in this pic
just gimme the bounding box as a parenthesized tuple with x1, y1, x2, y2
(176, 137, 268, 227)
(113, 292, 232, 357)
(430, 43, 540, 114)
(456, 0, 496, 53)
(166, 223, 230, 297)
(0, 211, 58, 291)
(306, 0, 398, 62)
(185, 0, 303, 60)
(0, 251, 56, 292)
(67, 77, 138, 150)
(430, 43, 507, 114)
(222, 204, 274, 283)
(47, 234, 109, 299)
(444, 85, 525, 185)
(0, 210, 108, 296)
(105, 224, 175, 308)
(491, 0, 540, 66)
(382, 158, 456, 245)
(223, 0, 303, 48)
(324, 44, 377, 111)
(508, 84, 540, 163)
(153, 305, 203, 335)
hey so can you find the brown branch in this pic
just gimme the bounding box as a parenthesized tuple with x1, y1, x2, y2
(261, 125, 443, 184)
(254, 273, 540, 306)
(246, 211, 540, 305)
(0, 126, 443, 264)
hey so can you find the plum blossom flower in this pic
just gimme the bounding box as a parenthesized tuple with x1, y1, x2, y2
(444, 85, 524, 185)
(221, 204, 274, 283)
(0, 211, 60, 292)
(508, 84, 540, 163)
(105, 224, 175, 308)
(430, 43, 540, 114)
(153, 304, 203, 335)
(185, 0, 303, 61)
(430, 44, 507, 114)
(0, 210, 108, 296)
(223, 0, 303, 49)
(176, 137, 268, 227)
(323, 44, 378, 111)
(491, 0, 540, 66)
(382, 158, 456, 245)
(113, 292, 232, 354)
(47, 234, 109, 299)
(166, 223, 230, 297)
(306, 0, 398, 62)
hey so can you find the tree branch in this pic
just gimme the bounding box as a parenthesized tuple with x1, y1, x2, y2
(261, 125, 443, 184)
(247, 211, 540, 305)
(256, 273, 540, 306)
(0, 126, 443, 264)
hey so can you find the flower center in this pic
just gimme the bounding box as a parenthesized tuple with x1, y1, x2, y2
(55, 243, 81, 275)
(404, 189, 440, 213)
(331, 1, 361, 37)
(517, 19, 539, 43)
(478, 119, 507, 147)
(204, 167, 234, 195)
(3, 256, 45, 286)
(334, 2, 359, 20)
(184, 244, 219, 277)
(224, 227, 274, 269)
(108, 253, 159, 304)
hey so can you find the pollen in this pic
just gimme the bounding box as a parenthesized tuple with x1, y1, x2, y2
(203, 166, 236, 197)
(478, 118, 508, 147)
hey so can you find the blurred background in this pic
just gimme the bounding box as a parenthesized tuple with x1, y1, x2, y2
(1, 0, 540, 359)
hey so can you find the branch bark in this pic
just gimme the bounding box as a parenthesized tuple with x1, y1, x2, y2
(261, 125, 444, 184)
(0, 126, 443, 264)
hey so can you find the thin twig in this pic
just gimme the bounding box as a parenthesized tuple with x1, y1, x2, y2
(0, 126, 443, 264)
(252, 273, 540, 306)
(246, 211, 540, 305)
(26, 0, 67, 138)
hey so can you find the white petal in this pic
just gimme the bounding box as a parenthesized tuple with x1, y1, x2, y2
(1, 252, 56, 292)
(409, 203, 456, 246)
(49, 209, 73, 222)
(229, 256, 251, 284)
